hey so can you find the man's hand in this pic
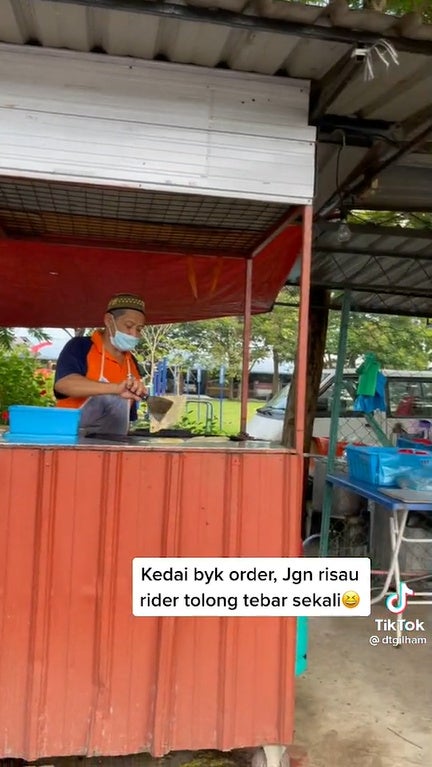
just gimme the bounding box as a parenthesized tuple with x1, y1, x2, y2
(116, 378, 147, 401)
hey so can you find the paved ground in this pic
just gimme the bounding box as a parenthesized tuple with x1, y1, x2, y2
(295, 604, 432, 767)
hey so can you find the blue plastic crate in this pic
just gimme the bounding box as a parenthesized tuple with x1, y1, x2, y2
(397, 437, 432, 451)
(346, 445, 432, 487)
(7, 405, 81, 442)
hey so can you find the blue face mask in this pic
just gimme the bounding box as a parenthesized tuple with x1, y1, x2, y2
(110, 320, 140, 352)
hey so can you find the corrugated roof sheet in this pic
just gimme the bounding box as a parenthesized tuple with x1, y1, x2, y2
(287, 221, 432, 317)
(1, 0, 431, 216)
(1, 1, 432, 314)
(1, 0, 432, 71)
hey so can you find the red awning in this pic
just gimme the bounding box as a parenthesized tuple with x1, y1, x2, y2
(0, 226, 301, 327)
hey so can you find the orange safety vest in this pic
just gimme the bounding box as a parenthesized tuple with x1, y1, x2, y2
(56, 330, 141, 410)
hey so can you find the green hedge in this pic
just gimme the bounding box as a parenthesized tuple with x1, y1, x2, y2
(0, 346, 54, 423)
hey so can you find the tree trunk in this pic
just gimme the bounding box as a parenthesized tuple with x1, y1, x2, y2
(282, 287, 330, 450)
(303, 288, 330, 452)
(178, 369, 184, 396)
(363, 0, 387, 10)
(272, 348, 280, 396)
(229, 378, 235, 399)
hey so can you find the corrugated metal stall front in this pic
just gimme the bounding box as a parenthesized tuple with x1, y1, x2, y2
(0, 445, 303, 760)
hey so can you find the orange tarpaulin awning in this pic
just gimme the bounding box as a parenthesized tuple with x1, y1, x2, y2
(0, 225, 301, 327)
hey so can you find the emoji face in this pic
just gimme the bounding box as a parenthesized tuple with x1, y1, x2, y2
(342, 591, 360, 609)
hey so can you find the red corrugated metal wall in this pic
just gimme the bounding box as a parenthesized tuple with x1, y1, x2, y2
(0, 446, 303, 760)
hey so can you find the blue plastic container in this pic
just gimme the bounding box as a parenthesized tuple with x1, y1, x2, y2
(397, 437, 432, 451)
(4, 405, 81, 445)
(346, 445, 432, 487)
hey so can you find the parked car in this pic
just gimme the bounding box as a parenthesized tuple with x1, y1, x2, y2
(246, 369, 432, 445)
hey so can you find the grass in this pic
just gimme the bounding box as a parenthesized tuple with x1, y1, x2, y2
(185, 399, 261, 435)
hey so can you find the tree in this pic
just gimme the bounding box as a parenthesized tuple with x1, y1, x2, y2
(136, 323, 176, 382)
(325, 312, 432, 369)
(0, 327, 49, 350)
(170, 317, 268, 397)
(351, 211, 432, 229)
(252, 287, 299, 395)
(299, 0, 432, 22)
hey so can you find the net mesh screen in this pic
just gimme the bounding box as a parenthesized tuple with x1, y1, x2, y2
(303, 315, 432, 596)
(0, 177, 288, 253)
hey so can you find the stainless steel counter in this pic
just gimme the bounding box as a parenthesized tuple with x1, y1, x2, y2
(0, 434, 292, 452)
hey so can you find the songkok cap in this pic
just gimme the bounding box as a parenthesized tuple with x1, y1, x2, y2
(107, 293, 145, 314)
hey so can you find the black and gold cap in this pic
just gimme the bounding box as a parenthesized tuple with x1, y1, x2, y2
(107, 293, 145, 314)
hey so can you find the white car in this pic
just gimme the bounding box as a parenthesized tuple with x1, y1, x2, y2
(247, 369, 432, 445)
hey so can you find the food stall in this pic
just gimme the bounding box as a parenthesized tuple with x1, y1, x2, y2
(0, 43, 314, 767)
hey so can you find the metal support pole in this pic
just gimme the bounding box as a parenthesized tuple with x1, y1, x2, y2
(319, 290, 351, 557)
(295, 205, 313, 454)
(240, 258, 253, 434)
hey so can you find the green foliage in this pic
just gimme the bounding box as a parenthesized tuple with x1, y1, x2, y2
(0, 347, 54, 421)
(136, 323, 176, 380)
(351, 211, 432, 229)
(252, 287, 299, 360)
(300, 0, 431, 23)
(175, 411, 224, 436)
(325, 312, 432, 369)
(170, 316, 267, 380)
(0, 327, 50, 351)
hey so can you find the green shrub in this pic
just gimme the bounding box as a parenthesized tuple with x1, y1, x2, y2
(0, 346, 54, 424)
(176, 412, 225, 436)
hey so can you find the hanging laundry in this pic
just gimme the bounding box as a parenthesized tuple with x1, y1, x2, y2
(356, 352, 380, 396)
(354, 354, 386, 413)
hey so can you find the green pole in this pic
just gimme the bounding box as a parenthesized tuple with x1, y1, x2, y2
(319, 291, 351, 557)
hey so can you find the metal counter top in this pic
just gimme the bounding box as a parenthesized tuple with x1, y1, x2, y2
(0, 434, 294, 453)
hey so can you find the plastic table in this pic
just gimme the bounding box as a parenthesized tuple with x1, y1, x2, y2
(326, 474, 432, 621)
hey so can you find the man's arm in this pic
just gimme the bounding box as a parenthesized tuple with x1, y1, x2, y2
(54, 374, 121, 398)
(54, 338, 145, 401)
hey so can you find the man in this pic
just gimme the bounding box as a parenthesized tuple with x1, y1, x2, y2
(54, 293, 147, 435)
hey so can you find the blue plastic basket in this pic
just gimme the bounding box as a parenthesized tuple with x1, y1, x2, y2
(5, 405, 82, 445)
(346, 445, 432, 487)
(397, 437, 432, 451)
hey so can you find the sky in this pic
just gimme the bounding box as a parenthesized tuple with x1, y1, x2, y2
(15, 327, 73, 339)
(14, 328, 72, 360)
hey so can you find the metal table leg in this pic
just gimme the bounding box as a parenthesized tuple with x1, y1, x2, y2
(390, 510, 404, 642)
(371, 507, 409, 605)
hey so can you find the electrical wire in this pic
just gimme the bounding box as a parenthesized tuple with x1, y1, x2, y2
(363, 39, 399, 82)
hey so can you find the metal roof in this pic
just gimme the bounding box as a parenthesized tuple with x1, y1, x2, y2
(2, 0, 432, 66)
(1, 0, 432, 218)
(287, 221, 432, 318)
(1, 1, 432, 317)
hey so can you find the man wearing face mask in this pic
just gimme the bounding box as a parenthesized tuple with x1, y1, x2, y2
(54, 293, 147, 436)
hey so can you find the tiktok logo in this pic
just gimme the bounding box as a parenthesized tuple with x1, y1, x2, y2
(385, 582, 415, 614)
